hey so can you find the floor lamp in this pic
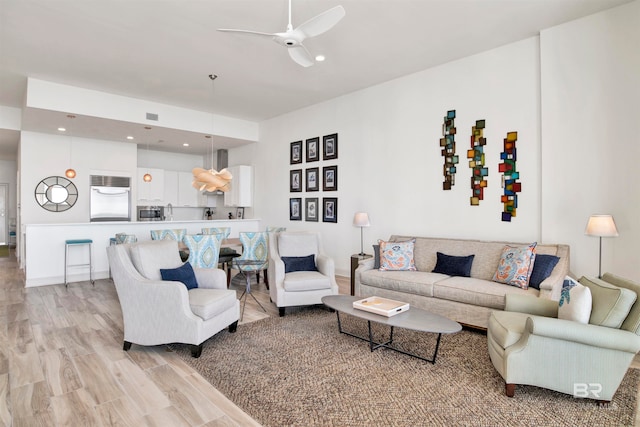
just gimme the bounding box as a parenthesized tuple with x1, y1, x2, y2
(585, 214, 619, 279)
(353, 212, 371, 256)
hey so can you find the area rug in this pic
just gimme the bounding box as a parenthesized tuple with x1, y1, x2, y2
(171, 307, 639, 426)
(0, 245, 9, 258)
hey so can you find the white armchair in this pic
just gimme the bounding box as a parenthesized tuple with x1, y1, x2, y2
(267, 231, 339, 316)
(107, 240, 240, 357)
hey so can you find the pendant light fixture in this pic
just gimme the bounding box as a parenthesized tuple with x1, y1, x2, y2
(64, 114, 77, 179)
(192, 74, 232, 193)
(143, 126, 152, 182)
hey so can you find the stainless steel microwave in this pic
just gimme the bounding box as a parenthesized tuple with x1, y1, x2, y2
(137, 206, 164, 221)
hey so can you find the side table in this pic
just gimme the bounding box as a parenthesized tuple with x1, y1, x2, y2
(350, 253, 373, 295)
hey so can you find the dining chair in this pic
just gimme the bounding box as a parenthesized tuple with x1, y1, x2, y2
(115, 233, 137, 244)
(202, 227, 231, 239)
(183, 234, 223, 269)
(236, 231, 269, 289)
(150, 229, 187, 241)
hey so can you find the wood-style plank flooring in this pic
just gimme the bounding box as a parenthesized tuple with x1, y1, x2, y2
(0, 250, 350, 426)
(1, 249, 639, 426)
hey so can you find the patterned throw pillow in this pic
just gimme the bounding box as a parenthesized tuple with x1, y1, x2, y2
(379, 239, 417, 271)
(183, 234, 222, 269)
(492, 242, 537, 289)
(558, 276, 592, 324)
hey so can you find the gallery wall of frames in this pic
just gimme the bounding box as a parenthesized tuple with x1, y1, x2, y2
(289, 133, 338, 223)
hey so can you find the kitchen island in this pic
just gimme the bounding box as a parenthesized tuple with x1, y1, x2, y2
(24, 219, 260, 287)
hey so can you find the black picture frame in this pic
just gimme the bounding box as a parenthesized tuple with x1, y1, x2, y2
(290, 198, 302, 221)
(323, 166, 338, 191)
(323, 133, 338, 160)
(306, 167, 319, 192)
(235, 207, 244, 219)
(290, 141, 302, 164)
(290, 169, 302, 192)
(305, 197, 318, 222)
(306, 137, 319, 162)
(323, 197, 338, 223)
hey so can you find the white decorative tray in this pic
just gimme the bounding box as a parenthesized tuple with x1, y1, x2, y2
(353, 296, 410, 317)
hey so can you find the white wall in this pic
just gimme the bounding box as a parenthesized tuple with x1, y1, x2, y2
(540, 0, 640, 281)
(237, 37, 541, 276)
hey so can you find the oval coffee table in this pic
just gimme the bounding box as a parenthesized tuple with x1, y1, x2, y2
(322, 295, 461, 364)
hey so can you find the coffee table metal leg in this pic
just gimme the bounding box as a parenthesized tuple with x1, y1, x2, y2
(238, 270, 267, 321)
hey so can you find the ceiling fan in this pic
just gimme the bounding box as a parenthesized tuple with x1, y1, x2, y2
(218, 0, 345, 67)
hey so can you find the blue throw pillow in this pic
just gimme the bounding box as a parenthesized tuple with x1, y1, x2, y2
(373, 244, 380, 269)
(281, 254, 317, 273)
(528, 254, 560, 290)
(160, 262, 199, 290)
(432, 252, 475, 277)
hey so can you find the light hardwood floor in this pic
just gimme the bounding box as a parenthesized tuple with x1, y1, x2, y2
(2, 250, 639, 426)
(0, 250, 349, 426)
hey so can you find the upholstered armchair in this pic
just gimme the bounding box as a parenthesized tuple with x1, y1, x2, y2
(268, 231, 339, 316)
(488, 273, 640, 402)
(107, 239, 239, 358)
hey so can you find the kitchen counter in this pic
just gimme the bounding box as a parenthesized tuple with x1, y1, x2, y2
(24, 219, 261, 287)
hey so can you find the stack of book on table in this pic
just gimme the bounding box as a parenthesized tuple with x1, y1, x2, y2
(353, 296, 410, 317)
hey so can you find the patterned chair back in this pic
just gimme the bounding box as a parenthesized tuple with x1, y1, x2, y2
(150, 229, 187, 241)
(183, 234, 223, 269)
(201, 227, 231, 239)
(115, 233, 137, 244)
(266, 226, 286, 233)
(237, 231, 269, 271)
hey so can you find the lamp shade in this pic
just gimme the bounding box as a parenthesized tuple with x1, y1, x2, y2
(585, 215, 619, 237)
(353, 212, 371, 227)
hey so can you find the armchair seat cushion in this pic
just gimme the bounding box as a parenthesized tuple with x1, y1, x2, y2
(189, 289, 238, 321)
(283, 271, 332, 292)
(489, 311, 529, 349)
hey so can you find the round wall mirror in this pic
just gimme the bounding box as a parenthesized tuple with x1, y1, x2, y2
(35, 176, 78, 212)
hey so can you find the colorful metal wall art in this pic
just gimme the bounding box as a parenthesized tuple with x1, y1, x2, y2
(440, 110, 458, 190)
(467, 120, 488, 206)
(499, 131, 522, 221)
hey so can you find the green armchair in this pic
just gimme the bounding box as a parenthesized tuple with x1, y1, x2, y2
(488, 273, 640, 402)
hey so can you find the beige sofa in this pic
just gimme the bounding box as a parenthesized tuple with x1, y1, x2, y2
(354, 236, 570, 329)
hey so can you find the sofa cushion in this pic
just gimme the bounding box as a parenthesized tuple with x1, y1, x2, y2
(558, 277, 592, 324)
(129, 240, 183, 281)
(188, 288, 237, 321)
(282, 254, 317, 273)
(601, 273, 640, 335)
(529, 254, 560, 290)
(379, 239, 417, 271)
(160, 262, 199, 290)
(360, 270, 442, 298)
(492, 243, 537, 289)
(489, 311, 530, 348)
(432, 252, 474, 277)
(283, 271, 331, 291)
(579, 276, 637, 328)
(434, 276, 538, 310)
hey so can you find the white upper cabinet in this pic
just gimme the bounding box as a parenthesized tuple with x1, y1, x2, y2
(224, 165, 253, 207)
(178, 171, 202, 207)
(137, 168, 165, 204)
(164, 170, 179, 206)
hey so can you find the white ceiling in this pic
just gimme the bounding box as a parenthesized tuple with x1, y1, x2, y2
(0, 0, 631, 156)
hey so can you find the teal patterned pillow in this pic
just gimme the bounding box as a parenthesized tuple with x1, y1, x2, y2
(379, 239, 417, 271)
(183, 234, 222, 269)
(492, 242, 537, 289)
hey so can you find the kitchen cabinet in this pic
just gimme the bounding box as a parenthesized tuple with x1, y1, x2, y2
(178, 171, 203, 207)
(137, 168, 165, 204)
(224, 165, 253, 207)
(164, 170, 179, 206)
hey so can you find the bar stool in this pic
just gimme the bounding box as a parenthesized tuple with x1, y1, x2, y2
(64, 239, 94, 287)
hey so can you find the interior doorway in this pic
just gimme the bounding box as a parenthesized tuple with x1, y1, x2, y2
(0, 184, 7, 245)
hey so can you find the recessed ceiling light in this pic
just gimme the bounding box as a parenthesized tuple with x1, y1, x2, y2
(58, 127, 66, 132)
(183, 143, 189, 147)
(126, 136, 134, 140)
(315, 55, 326, 62)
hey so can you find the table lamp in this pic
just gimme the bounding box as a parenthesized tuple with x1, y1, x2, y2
(353, 212, 371, 256)
(585, 214, 619, 278)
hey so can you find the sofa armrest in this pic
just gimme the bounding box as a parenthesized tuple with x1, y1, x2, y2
(505, 294, 559, 318)
(193, 268, 227, 290)
(357, 257, 375, 273)
(526, 316, 640, 353)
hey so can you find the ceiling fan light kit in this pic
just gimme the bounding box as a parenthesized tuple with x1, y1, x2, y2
(218, 0, 345, 67)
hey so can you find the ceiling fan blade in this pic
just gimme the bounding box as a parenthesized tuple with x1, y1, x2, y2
(288, 45, 314, 67)
(217, 28, 276, 38)
(295, 5, 345, 38)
